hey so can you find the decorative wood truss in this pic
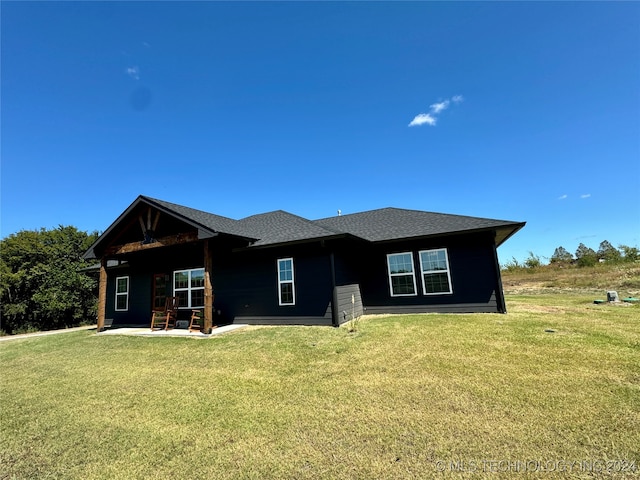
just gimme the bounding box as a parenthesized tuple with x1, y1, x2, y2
(139, 207, 161, 244)
(103, 206, 200, 256)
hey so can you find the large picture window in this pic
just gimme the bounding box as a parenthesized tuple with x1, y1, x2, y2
(174, 268, 205, 308)
(115, 276, 129, 311)
(387, 252, 417, 296)
(419, 248, 453, 295)
(277, 258, 295, 306)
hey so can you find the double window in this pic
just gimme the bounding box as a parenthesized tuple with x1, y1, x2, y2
(277, 258, 295, 305)
(115, 276, 129, 311)
(174, 268, 205, 308)
(387, 249, 452, 297)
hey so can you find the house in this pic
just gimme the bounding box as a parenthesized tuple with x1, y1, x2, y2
(84, 195, 525, 332)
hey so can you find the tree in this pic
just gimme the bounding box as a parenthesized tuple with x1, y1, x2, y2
(0, 226, 99, 334)
(524, 251, 542, 269)
(597, 240, 621, 263)
(619, 244, 640, 262)
(550, 246, 573, 264)
(575, 243, 597, 267)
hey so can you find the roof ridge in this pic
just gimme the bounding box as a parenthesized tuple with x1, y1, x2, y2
(315, 206, 521, 224)
(238, 209, 291, 221)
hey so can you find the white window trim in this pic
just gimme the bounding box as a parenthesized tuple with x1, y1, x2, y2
(115, 276, 129, 311)
(386, 252, 417, 297)
(419, 248, 453, 295)
(277, 258, 296, 306)
(173, 268, 205, 309)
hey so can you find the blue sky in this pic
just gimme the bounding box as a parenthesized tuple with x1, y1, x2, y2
(2, 1, 639, 264)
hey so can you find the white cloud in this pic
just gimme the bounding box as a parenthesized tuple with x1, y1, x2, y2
(409, 113, 437, 127)
(409, 95, 463, 128)
(126, 66, 140, 80)
(558, 194, 568, 200)
(430, 100, 450, 114)
(580, 194, 591, 199)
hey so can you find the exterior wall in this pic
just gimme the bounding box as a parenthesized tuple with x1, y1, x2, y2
(103, 231, 505, 328)
(216, 242, 335, 326)
(104, 264, 151, 327)
(346, 232, 503, 315)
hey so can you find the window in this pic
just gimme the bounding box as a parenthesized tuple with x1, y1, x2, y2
(419, 248, 453, 295)
(115, 276, 129, 311)
(174, 268, 205, 308)
(387, 252, 417, 296)
(277, 258, 295, 305)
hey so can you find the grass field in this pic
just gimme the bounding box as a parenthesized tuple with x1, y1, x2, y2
(502, 261, 640, 296)
(1, 277, 639, 478)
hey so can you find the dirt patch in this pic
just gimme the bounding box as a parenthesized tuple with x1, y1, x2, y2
(510, 304, 566, 314)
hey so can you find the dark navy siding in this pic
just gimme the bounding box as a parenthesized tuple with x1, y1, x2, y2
(215, 243, 334, 325)
(104, 231, 505, 328)
(105, 265, 151, 327)
(350, 232, 502, 314)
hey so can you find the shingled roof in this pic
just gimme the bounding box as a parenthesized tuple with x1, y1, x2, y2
(144, 197, 257, 240)
(237, 210, 344, 247)
(314, 207, 524, 246)
(85, 195, 524, 259)
(146, 197, 524, 247)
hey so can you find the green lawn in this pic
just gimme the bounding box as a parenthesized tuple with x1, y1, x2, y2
(1, 295, 638, 479)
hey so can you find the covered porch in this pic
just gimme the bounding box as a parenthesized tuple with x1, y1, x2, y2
(85, 197, 256, 334)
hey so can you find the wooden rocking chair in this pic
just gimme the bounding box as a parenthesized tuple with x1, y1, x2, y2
(189, 293, 215, 333)
(188, 309, 203, 332)
(150, 296, 179, 330)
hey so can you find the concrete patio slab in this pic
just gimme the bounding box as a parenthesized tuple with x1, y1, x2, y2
(98, 324, 248, 338)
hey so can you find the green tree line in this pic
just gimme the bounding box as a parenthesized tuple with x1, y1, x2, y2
(504, 240, 640, 271)
(0, 226, 99, 334)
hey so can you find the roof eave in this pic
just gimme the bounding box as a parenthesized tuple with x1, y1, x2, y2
(371, 223, 526, 246)
(495, 222, 527, 247)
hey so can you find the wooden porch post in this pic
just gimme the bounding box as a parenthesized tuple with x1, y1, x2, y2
(97, 257, 107, 332)
(203, 240, 213, 333)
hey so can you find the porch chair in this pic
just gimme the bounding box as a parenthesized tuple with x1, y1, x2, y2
(189, 309, 203, 332)
(150, 296, 179, 330)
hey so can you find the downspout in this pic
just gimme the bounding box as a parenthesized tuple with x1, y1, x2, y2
(491, 232, 507, 314)
(330, 252, 339, 327)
